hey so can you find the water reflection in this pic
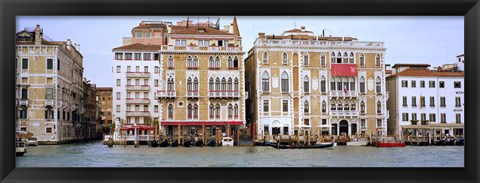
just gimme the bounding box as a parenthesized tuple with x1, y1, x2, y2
(17, 141, 464, 167)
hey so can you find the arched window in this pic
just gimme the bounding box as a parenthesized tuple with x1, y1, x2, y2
(375, 54, 381, 66)
(262, 52, 268, 64)
(376, 76, 381, 93)
(337, 101, 343, 111)
(321, 54, 326, 66)
(377, 101, 381, 113)
(304, 100, 309, 113)
(193, 77, 199, 91)
(187, 56, 193, 68)
(322, 101, 326, 113)
(168, 104, 174, 119)
(331, 52, 335, 63)
(167, 78, 174, 91)
(321, 76, 326, 93)
(234, 78, 239, 91)
(215, 56, 220, 68)
(227, 78, 233, 92)
(193, 104, 198, 118)
(209, 104, 215, 118)
(304, 53, 309, 66)
(215, 104, 220, 118)
(228, 104, 233, 117)
(331, 101, 336, 111)
(330, 77, 336, 91)
(343, 52, 348, 63)
(349, 77, 355, 91)
(193, 56, 198, 68)
(227, 56, 233, 68)
(168, 56, 174, 68)
(303, 75, 309, 93)
(187, 77, 192, 91)
(215, 78, 220, 92)
(281, 71, 289, 93)
(344, 102, 349, 111)
(188, 104, 193, 119)
(209, 78, 214, 91)
(262, 71, 269, 92)
(349, 52, 354, 63)
(234, 104, 238, 117)
(283, 52, 288, 65)
(360, 76, 365, 93)
(209, 56, 214, 68)
(337, 52, 342, 63)
(360, 54, 365, 67)
(221, 78, 227, 92)
(233, 56, 239, 68)
(351, 102, 356, 110)
(360, 101, 365, 113)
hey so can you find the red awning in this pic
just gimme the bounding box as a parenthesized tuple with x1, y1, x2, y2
(160, 121, 244, 126)
(331, 64, 357, 76)
(120, 125, 155, 131)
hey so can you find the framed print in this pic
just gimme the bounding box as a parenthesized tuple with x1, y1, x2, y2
(1, 0, 479, 183)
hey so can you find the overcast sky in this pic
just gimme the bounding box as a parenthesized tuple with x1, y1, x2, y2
(17, 16, 464, 87)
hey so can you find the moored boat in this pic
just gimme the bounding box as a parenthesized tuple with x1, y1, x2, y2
(455, 139, 464, 146)
(159, 140, 169, 147)
(16, 140, 27, 156)
(346, 138, 368, 146)
(221, 137, 234, 146)
(445, 139, 456, 146)
(206, 139, 216, 146)
(183, 140, 192, 147)
(170, 141, 179, 147)
(376, 137, 405, 147)
(194, 140, 203, 147)
(269, 142, 335, 149)
(150, 140, 158, 147)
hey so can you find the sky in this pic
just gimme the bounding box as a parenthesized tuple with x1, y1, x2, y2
(17, 16, 464, 87)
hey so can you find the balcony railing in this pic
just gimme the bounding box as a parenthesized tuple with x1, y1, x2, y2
(45, 99, 53, 107)
(126, 98, 150, 104)
(329, 111, 360, 117)
(360, 126, 367, 130)
(255, 39, 385, 49)
(19, 99, 28, 106)
(126, 72, 150, 78)
(208, 91, 240, 98)
(161, 45, 242, 52)
(330, 91, 358, 97)
(187, 90, 199, 98)
(126, 111, 150, 117)
(157, 90, 176, 98)
(126, 85, 150, 91)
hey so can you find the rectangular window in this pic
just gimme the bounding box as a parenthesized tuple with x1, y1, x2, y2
(116, 105, 121, 112)
(401, 80, 408, 87)
(144, 66, 148, 72)
(116, 66, 121, 73)
(455, 97, 461, 107)
(421, 113, 426, 121)
(143, 53, 151, 60)
(154, 53, 159, 60)
(127, 79, 131, 85)
(439, 81, 445, 88)
(263, 100, 269, 112)
(420, 96, 425, 107)
(411, 80, 416, 88)
(154, 79, 159, 87)
(456, 113, 461, 123)
(46, 127, 52, 134)
(127, 66, 131, 72)
(283, 100, 288, 112)
(136, 66, 140, 72)
(361, 119, 366, 127)
(115, 53, 123, 60)
(420, 80, 425, 88)
(441, 113, 446, 123)
(377, 119, 382, 127)
(412, 113, 417, 120)
(440, 97, 446, 107)
(145, 32, 151, 38)
(155, 66, 159, 73)
(144, 79, 148, 85)
(429, 113, 436, 122)
(22, 58, 28, 69)
(116, 79, 121, 86)
(47, 58, 53, 69)
(402, 96, 407, 106)
(175, 40, 187, 46)
(46, 88, 53, 99)
(57, 59, 60, 70)
(430, 97, 435, 107)
(411, 96, 416, 107)
(454, 81, 461, 88)
(134, 53, 141, 60)
(429, 81, 435, 88)
(403, 113, 409, 121)
(154, 105, 158, 112)
(116, 92, 121, 100)
(125, 53, 132, 60)
(135, 32, 142, 37)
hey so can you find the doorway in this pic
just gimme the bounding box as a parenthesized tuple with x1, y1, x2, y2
(339, 120, 349, 135)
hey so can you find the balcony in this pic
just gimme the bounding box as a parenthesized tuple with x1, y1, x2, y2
(126, 98, 150, 104)
(255, 39, 384, 49)
(227, 67, 239, 70)
(126, 111, 150, 117)
(19, 99, 28, 106)
(161, 45, 242, 52)
(360, 126, 367, 131)
(208, 91, 240, 98)
(187, 90, 199, 98)
(45, 99, 54, 107)
(330, 91, 358, 98)
(157, 90, 176, 98)
(126, 85, 150, 91)
(126, 72, 150, 78)
(329, 111, 360, 117)
(186, 67, 199, 70)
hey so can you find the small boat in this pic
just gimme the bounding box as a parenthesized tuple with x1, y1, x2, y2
(150, 140, 158, 147)
(194, 140, 203, 147)
(376, 137, 405, 147)
(269, 142, 335, 149)
(206, 140, 216, 146)
(170, 141, 179, 147)
(183, 140, 192, 147)
(221, 137, 234, 146)
(159, 140, 169, 147)
(445, 139, 456, 146)
(455, 139, 464, 146)
(26, 137, 38, 146)
(346, 138, 368, 146)
(16, 140, 27, 156)
(435, 140, 446, 146)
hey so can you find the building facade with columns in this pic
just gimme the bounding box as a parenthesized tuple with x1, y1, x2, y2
(245, 26, 389, 140)
(157, 17, 246, 142)
(16, 25, 90, 144)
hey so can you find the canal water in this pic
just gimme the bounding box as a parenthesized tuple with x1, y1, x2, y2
(16, 141, 464, 167)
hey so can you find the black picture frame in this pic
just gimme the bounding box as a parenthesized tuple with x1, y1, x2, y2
(1, 0, 479, 183)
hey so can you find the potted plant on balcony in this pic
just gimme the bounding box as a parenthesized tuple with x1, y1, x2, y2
(410, 119, 419, 125)
(421, 120, 429, 125)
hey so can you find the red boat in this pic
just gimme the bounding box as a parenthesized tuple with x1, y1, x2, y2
(375, 137, 405, 147)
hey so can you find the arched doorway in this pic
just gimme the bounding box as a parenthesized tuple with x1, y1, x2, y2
(339, 120, 349, 135)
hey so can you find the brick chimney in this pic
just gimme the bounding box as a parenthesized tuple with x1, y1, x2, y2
(34, 24, 43, 45)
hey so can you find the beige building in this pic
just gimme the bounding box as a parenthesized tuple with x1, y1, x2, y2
(96, 87, 113, 126)
(157, 17, 246, 142)
(245, 26, 389, 141)
(16, 25, 89, 144)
